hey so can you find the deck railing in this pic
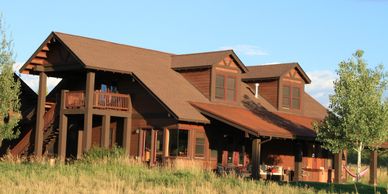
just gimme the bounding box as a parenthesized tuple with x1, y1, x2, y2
(64, 91, 130, 111)
(93, 91, 130, 111)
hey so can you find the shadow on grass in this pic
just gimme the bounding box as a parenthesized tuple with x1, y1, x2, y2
(287, 181, 387, 194)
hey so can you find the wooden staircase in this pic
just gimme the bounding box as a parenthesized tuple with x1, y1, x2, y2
(10, 102, 58, 156)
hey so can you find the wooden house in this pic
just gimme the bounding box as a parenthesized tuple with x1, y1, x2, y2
(10, 32, 347, 183)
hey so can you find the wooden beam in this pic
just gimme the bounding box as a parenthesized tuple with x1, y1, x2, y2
(123, 116, 132, 156)
(294, 142, 303, 181)
(251, 138, 261, 180)
(36, 51, 48, 58)
(58, 90, 68, 162)
(31, 58, 47, 65)
(34, 72, 47, 157)
(101, 115, 111, 148)
(334, 151, 342, 183)
(83, 71, 95, 152)
(369, 150, 378, 185)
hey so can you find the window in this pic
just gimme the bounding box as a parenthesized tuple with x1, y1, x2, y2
(292, 87, 300, 109)
(169, 129, 189, 157)
(282, 86, 290, 108)
(226, 77, 236, 101)
(195, 132, 206, 158)
(282, 86, 301, 110)
(215, 75, 225, 99)
(215, 74, 236, 101)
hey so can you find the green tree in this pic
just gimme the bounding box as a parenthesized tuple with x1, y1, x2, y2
(0, 14, 21, 147)
(316, 50, 388, 182)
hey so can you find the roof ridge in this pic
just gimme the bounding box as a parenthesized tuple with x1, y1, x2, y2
(53, 31, 175, 56)
(173, 49, 232, 57)
(247, 62, 298, 68)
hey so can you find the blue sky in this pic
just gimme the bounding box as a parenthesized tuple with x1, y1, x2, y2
(1, 0, 388, 106)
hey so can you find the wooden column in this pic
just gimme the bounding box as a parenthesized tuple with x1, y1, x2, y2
(101, 115, 111, 148)
(150, 129, 156, 165)
(251, 138, 261, 180)
(58, 90, 68, 162)
(77, 130, 83, 159)
(294, 142, 303, 181)
(83, 71, 95, 152)
(162, 128, 169, 158)
(34, 72, 47, 157)
(123, 116, 132, 156)
(334, 151, 342, 183)
(369, 150, 378, 185)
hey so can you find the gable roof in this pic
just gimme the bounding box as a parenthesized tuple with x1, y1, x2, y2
(20, 32, 210, 123)
(171, 50, 248, 72)
(243, 63, 311, 83)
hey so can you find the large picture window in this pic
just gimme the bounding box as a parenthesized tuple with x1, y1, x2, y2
(169, 129, 189, 157)
(215, 74, 236, 101)
(282, 85, 301, 110)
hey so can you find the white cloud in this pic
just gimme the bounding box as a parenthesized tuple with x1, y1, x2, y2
(305, 70, 337, 107)
(219, 44, 268, 56)
(13, 62, 61, 93)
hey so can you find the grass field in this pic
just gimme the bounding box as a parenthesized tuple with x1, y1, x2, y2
(0, 149, 387, 194)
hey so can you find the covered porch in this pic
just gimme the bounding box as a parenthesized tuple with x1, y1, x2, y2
(191, 102, 341, 183)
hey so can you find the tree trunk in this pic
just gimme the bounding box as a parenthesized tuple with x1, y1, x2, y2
(356, 143, 363, 182)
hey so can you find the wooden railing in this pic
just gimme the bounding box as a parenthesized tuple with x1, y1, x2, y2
(64, 91, 85, 109)
(64, 90, 130, 111)
(93, 91, 130, 111)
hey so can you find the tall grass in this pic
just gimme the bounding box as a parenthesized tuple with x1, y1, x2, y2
(0, 148, 384, 194)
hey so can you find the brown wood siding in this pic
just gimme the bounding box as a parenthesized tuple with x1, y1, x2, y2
(247, 80, 279, 108)
(179, 68, 211, 99)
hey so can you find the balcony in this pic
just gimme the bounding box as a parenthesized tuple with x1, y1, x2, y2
(64, 91, 130, 111)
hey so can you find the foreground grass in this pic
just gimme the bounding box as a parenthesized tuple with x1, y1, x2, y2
(0, 148, 386, 194)
(0, 159, 317, 194)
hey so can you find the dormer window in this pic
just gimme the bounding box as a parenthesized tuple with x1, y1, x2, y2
(215, 74, 236, 101)
(282, 85, 301, 110)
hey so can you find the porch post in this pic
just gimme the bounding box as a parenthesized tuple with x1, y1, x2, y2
(34, 72, 47, 157)
(369, 150, 378, 185)
(76, 130, 83, 159)
(101, 115, 111, 148)
(294, 142, 303, 181)
(162, 128, 169, 159)
(58, 90, 68, 162)
(334, 151, 342, 183)
(83, 71, 95, 152)
(150, 129, 156, 165)
(251, 138, 261, 180)
(123, 116, 132, 156)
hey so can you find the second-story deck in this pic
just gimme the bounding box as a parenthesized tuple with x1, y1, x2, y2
(64, 90, 130, 111)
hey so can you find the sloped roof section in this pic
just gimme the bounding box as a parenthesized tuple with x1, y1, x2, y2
(191, 102, 317, 139)
(30, 32, 210, 123)
(243, 63, 311, 83)
(171, 50, 248, 72)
